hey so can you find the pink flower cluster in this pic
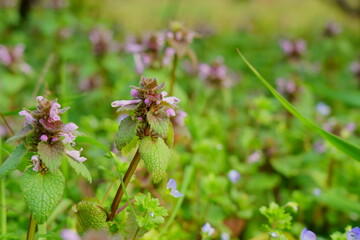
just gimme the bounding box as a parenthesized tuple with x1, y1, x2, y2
(0, 44, 32, 74)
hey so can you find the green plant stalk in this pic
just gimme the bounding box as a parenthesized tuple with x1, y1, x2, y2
(107, 149, 141, 221)
(160, 164, 194, 235)
(169, 54, 178, 96)
(38, 222, 46, 240)
(0, 138, 6, 235)
(26, 214, 36, 240)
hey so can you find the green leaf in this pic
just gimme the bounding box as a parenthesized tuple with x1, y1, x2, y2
(116, 116, 138, 151)
(311, 83, 360, 107)
(37, 141, 65, 172)
(121, 136, 140, 156)
(75, 135, 108, 152)
(5, 124, 33, 143)
(125, 213, 147, 240)
(66, 157, 92, 183)
(0, 143, 27, 178)
(237, 50, 360, 163)
(317, 189, 360, 214)
(74, 201, 108, 232)
(20, 169, 65, 224)
(147, 111, 169, 138)
(139, 137, 170, 184)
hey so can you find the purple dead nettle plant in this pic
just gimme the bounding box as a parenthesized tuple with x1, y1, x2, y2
(276, 77, 301, 102)
(0, 44, 32, 74)
(89, 28, 119, 57)
(279, 38, 307, 60)
(1, 96, 91, 239)
(198, 57, 238, 89)
(107, 75, 183, 221)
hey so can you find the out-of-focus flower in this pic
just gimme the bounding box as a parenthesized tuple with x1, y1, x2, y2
(198, 57, 238, 89)
(167, 179, 184, 198)
(313, 141, 326, 153)
(60, 229, 81, 240)
(316, 102, 331, 116)
(202, 222, 215, 237)
(227, 169, 241, 183)
(247, 150, 262, 163)
(270, 232, 278, 238)
(89, 28, 119, 56)
(350, 61, 360, 80)
(324, 21, 342, 37)
(79, 74, 103, 92)
(347, 227, 360, 240)
(313, 188, 322, 196)
(221, 232, 230, 240)
(31, 155, 40, 172)
(172, 110, 187, 127)
(0, 44, 32, 74)
(276, 77, 300, 102)
(279, 39, 307, 59)
(166, 22, 197, 58)
(300, 228, 316, 240)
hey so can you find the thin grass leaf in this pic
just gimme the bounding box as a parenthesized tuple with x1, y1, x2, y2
(237, 49, 360, 162)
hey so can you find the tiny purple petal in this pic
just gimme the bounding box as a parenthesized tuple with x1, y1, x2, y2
(60, 229, 81, 240)
(49, 102, 61, 122)
(347, 227, 360, 240)
(134, 54, 144, 74)
(167, 179, 184, 198)
(138, 117, 143, 122)
(301, 228, 317, 240)
(144, 98, 151, 105)
(316, 102, 331, 116)
(171, 189, 184, 198)
(40, 135, 48, 142)
(202, 223, 215, 236)
(36, 96, 44, 102)
(163, 96, 180, 107)
(66, 148, 87, 162)
(61, 133, 76, 144)
(62, 123, 78, 133)
(161, 91, 168, 97)
(131, 89, 139, 98)
(167, 179, 177, 190)
(19, 110, 35, 125)
(31, 155, 40, 172)
(166, 108, 176, 117)
(227, 169, 241, 183)
(52, 137, 59, 142)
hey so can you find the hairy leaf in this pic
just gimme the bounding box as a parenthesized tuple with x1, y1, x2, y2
(238, 50, 360, 163)
(147, 111, 169, 138)
(0, 143, 27, 177)
(5, 124, 33, 143)
(165, 121, 174, 148)
(20, 169, 65, 224)
(116, 116, 138, 151)
(74, 201, 108, 232)
(38, 141, 65, 172)
(67, 157, 92, 183)
(139, 137, 170, 183)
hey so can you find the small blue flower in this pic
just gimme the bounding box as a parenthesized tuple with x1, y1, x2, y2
(167, 179, 184, 198)
(227, 169, 241, 183)
(347, 227, 360, 240)
(202, 222, 215, 236)
(300, 228, 316, 240)
(221, 232, 230, 240)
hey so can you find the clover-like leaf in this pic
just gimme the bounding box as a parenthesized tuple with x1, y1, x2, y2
(20, 169, 65, 224)
(139, 137, 170, 183)
(37, 141, 65, 172)
(0, 143, 27, 178)
(74, 201, 108, 232)
(147, 111, 169, 138)
(115, 116, 138, 151)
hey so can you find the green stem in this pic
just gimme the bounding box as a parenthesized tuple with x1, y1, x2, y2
(169, 54, 178, 96)
(26, 214, 36, 240)
(107, 149, 141, 221)
(38, 222, 46, 240)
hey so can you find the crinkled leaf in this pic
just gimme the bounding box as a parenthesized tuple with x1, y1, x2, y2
(121, 136, 140, 156)
(147, 111, 169, 138)
(5, 124, 33, 143)
(116, 116, 138, 151)
(238, 50, 360, 163)
(116, 104, 139, 115)
(67, 157, 92, 183)
(38, 141, 65, 172)
(20, 169, 65, 224)
(139, 137, 170, 184)
(0, 143, 27, 178)
(74, 201, 108, 232)
(125, 213, 147, 240)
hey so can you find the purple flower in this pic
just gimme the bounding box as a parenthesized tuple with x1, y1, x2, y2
(347, 227, 360, 240)
(172, 110, 187, 127)
(162, 96, 180, 108)
(313, 141, 325, 153)
(31, 155, 40, 172)
(221, 233, 230, 240)
(198, 58, 236, 88)
(19, 110, 35, 125)
(324, 21, 342, 37)
(166, 108, 176, 117)
(144, 98, 151, 105)
(227, 169, 241, 183)
(131, 89, 139, 98)
(111, 99, 142, 108)
(247, 151, 262, 163)
(167, 179, 184, 198)
(316, 102, 331, 116)
(202, 222, 215, 236)
(60, 229, 81, 240)
(49, 102, 61, 122)
(279, 39, 307, 59)
(40, 135, 48, 142)
(300, 228, 316, 240)
(313, 188, 322, 196)
(66, 148, 87, 163)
